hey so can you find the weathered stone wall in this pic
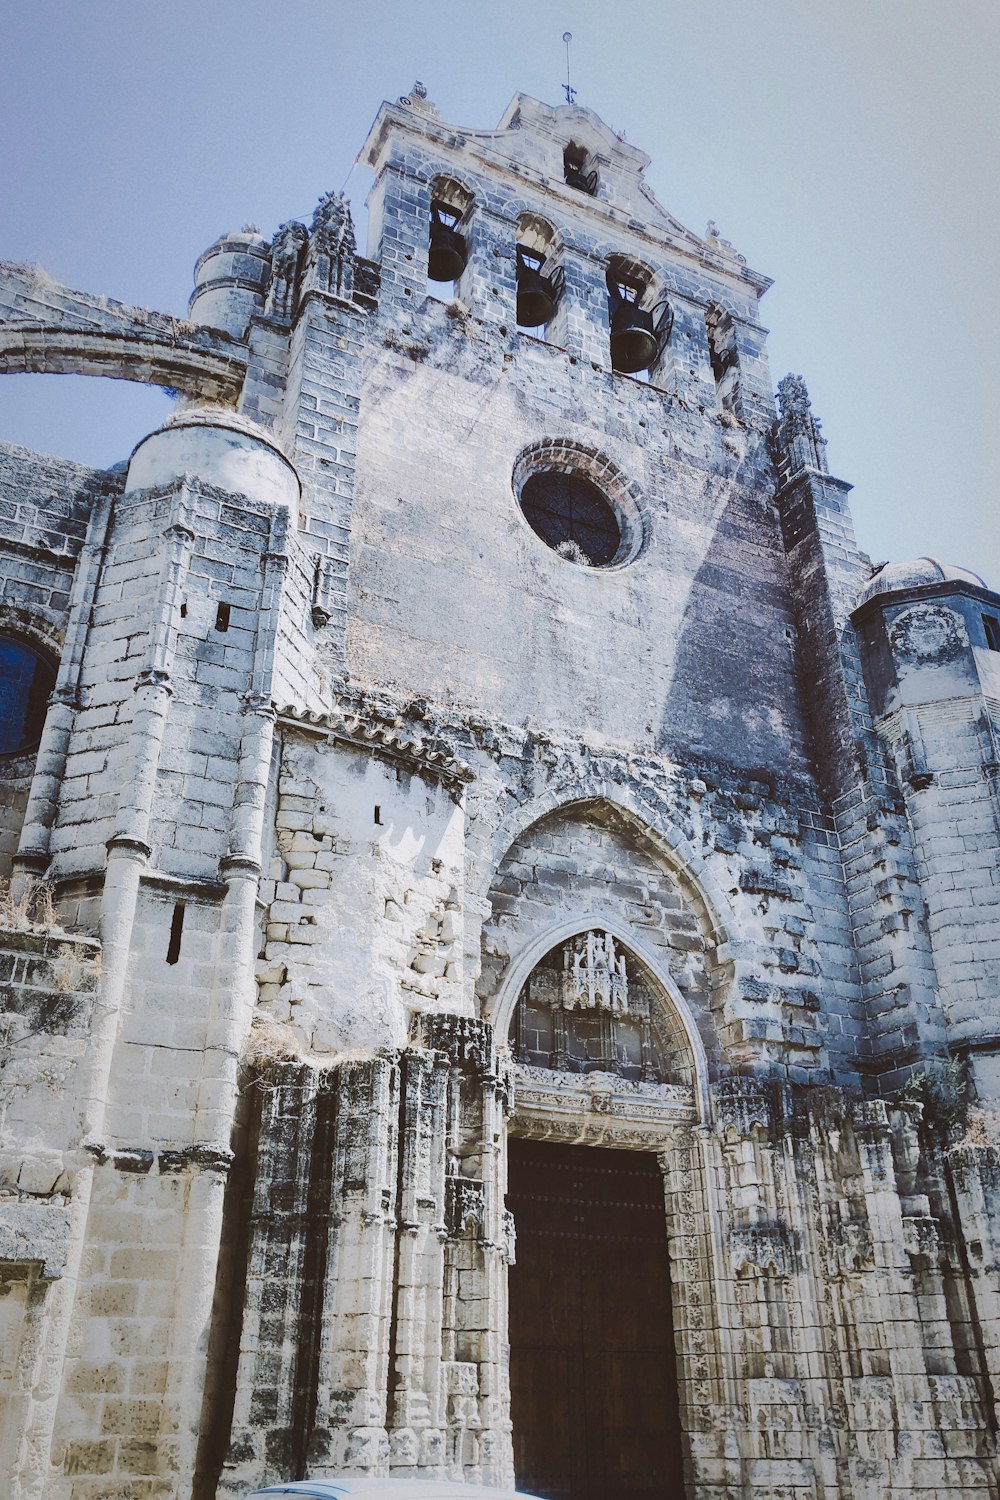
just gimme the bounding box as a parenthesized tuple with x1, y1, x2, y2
(2, 81, 1000, 1500)
(0, 922, 101, 1497)
(255, 726, 468, 1053)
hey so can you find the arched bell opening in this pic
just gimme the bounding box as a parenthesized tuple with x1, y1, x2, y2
(427, 174, 474, 294)
(706, 302, 741, 415)
(508, 927, 697, 1089)
(563, 140, 599, 196)
(605, 253, 673, 380)
(514, 213, 564, 337)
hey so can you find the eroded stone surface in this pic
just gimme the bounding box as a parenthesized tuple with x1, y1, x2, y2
(0, 85, 999, 1500)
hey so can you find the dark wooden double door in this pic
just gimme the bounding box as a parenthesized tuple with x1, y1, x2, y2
(507, 1139, 684, 1500)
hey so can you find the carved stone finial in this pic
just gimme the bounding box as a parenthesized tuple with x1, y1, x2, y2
(777, 374, 812, 423)
(706, 219, 720, 241)
(772, 372, 829, 481)
(559, 930, 630, 1014)
(399, 80, 438, 117)
(305, 191, 356, 299)
(266, 220, 308, 322)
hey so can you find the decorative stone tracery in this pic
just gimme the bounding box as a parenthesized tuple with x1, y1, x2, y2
(510, 927, 694, 1086)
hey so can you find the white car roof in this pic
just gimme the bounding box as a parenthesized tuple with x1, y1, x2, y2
(247, 1481, 543, 1499)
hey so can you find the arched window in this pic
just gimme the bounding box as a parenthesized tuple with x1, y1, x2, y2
(0, 635, 55, 756)
(605, 255, 673, 378)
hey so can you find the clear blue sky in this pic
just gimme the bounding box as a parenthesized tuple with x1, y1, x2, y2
(2, 0, 997, 582)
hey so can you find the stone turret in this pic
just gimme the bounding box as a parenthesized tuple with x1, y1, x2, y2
(853, 555, 1000, 1090)
(188, 225, 271, 338)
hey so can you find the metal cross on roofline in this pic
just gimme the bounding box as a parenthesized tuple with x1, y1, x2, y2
(562, 31, 577, 105)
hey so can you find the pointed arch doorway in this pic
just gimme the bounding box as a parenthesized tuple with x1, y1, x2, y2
(503, 928, 697, 1500)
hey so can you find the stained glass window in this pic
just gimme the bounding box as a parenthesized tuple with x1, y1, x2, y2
(0, 637, 55, 756)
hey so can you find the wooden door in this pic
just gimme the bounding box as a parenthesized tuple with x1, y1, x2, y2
(507, 1138, 684, 1500)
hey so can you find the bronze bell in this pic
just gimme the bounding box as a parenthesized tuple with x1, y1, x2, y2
(516, 248, 558, 328)
(609, 300, 657, 374)
(428, 201, 467, 282)
(563, 145, 598, 195)
(607, 270, 664, 374)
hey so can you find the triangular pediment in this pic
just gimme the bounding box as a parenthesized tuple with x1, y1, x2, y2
(496, 92, 652, 175)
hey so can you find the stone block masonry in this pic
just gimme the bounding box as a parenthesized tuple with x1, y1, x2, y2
(0, 80, 999, 1500)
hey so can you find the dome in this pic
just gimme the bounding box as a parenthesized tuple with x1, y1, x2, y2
(856, 556, 988, 608)
(125, 406, 300, 515)
(207, 225, 268, 250)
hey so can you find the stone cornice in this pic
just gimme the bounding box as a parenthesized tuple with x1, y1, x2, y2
(275, 700, 474, 792)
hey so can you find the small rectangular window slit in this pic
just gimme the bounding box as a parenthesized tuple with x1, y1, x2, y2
(983, 614, 1000, 652)
(215, 602, 231, 633)
(166, 903, 185, 965)
(179, 600, 187, 619)
(374, 805, 382, 825)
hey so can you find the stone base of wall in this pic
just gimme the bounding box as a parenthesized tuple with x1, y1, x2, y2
(205, 1044, 1000, 1499)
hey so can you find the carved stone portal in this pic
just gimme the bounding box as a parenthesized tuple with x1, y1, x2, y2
(509, 929, 693, 1085)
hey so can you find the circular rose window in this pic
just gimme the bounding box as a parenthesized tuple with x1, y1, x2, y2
(519, 470, 622, 566)
(0, 636, 55, 756)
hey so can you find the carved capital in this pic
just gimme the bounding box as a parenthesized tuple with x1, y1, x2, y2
(415, 1014, 495, 1075)
(445, 1175, 485, 1237)
(831, 1218, 874, 1274)
(712, 1075, 775, 1142)
(903, 1214, 942, 1266)
(730, 1221, 794, 1277)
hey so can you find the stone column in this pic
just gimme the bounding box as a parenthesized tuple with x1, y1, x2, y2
(311, 1056, 400, 1474)
(660, 1120, 734, 1499)
(387, 1047, 449, 1473)
(220, 1063, 332, 1493)
(418, 1015, 514, 1487)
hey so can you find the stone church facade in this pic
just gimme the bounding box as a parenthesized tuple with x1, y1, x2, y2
(1, 83, 1000, 1500)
